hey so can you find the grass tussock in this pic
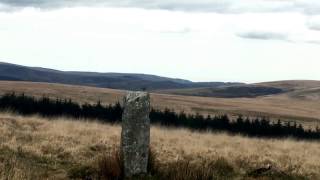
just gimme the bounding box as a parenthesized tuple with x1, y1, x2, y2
(0, 113, 319, 179)
(96, 149, 123, 180)
(158, 157, 235, 180)
(88, 147, 237, 180)
(93, 149, 307, 180)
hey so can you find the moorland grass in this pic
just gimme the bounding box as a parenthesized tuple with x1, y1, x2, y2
(0, 113, 319, 179)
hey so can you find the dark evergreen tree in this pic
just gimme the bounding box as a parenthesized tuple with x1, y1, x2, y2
(0, 93, 319, 140)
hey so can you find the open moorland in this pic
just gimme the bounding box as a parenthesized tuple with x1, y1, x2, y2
(0, 80, 320, 127)
(0, 80, 319, 179)
(0, 113, 319, 179)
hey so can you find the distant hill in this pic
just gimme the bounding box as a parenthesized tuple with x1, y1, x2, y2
(257, 80, 320, 100)
(157, 80, 320, 98)
(2, 62, 318, 99)
(155, 85, 285, 98)
(256, 80, 320, 91)
(0, 80, 320, 125)
(0, 62, 241, 90)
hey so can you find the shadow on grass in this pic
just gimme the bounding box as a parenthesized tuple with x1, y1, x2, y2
(68, 147, 309, 180)
(0, 145, 309, 180)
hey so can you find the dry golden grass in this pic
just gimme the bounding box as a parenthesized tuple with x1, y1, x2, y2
(0, 81, 124, 104)
(257, 80, 320, 91)
(0, 81, 320, 127)
(0, 113, 319, 179)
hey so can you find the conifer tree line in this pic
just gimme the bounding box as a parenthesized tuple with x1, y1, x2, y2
(0, 93, 319, 140)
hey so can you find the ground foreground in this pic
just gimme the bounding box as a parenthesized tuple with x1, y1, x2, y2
(0, 113, 319, 179)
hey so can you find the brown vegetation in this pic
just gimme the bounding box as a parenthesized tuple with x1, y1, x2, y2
(0, 113, 319, 179)
(0, 81, 319, 127)
(256, 80, 320, 91)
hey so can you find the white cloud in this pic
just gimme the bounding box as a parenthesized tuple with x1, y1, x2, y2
(1, 0, 320, 15)
(0, 6, 320, 82)
(306, 15, 320, 31)
(237, 31, 288, 41)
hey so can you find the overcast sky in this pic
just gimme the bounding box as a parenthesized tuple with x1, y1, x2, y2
(1, 0, 320, 83)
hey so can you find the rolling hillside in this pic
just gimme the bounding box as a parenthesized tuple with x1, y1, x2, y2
(0, 62, 240, 90)
(156, 80, 320, 99)
(257, 80, 320, 101)
(155, 85, 285, 98)
(257, 80, 320, 91)
(0, 80, 319, 126)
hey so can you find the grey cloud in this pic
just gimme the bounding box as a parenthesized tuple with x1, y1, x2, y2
(306, 20, 320, 31)
(0, 0, 229, 10)
(159, 28, 193, 34)
(307, 24, 320, 31)
(1, 0, 320, 15)
(294, 1, 320, 15)
(305, 40, 320, 44)
(146, 1, 230, 13)
(237, 31, 288, 41)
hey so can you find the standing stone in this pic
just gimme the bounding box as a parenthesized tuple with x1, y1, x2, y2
(121, 91, 151, 177)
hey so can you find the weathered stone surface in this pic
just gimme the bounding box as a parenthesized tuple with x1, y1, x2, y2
(121, 91, 150, 177)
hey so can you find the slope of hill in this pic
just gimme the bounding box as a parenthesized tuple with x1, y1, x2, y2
(155, 85, 285, 98)
(0, 62, 240, 90)
(257, 80, 320, 100)
(155, 80, 320, 99)
(256, 80, 320, 91)
(287, 87, 320, 100)
(0, 81, 319, 126)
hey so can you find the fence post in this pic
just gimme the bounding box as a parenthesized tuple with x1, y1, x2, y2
(121, 91, 150, 177)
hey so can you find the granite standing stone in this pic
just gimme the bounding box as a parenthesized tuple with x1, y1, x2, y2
(121, 91, 150, 177)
